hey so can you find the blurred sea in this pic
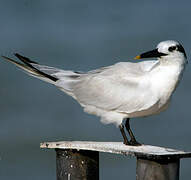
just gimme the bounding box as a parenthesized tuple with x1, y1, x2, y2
(0, 0, 191, 179)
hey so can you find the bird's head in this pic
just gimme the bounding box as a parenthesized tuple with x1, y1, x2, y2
(135, 40, 187, 64)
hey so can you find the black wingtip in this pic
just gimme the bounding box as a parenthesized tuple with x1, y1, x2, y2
(14, 53, 38, 64)
(14, 53, 58, 82)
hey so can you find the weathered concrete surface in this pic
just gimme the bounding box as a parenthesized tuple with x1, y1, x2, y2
(40, 141, 191, 160)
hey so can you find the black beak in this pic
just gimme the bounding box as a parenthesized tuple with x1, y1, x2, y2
(134, 49, 167, 59)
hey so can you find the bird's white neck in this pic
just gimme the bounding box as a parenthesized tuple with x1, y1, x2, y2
(159, 55, 187, 67)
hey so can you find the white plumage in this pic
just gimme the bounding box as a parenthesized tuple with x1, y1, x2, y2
(2, 40, 187, 145)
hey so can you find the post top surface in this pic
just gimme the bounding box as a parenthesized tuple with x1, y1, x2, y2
(40, 141, 191, 160)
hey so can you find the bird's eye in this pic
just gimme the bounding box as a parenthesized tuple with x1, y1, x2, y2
(168, 46, 177, 52)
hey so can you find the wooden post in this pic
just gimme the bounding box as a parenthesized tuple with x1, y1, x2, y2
(56, 149, 99, 180)
(40, 141, 191, 180)
(136, 157, 179, 180)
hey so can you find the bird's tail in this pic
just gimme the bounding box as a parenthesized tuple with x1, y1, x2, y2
(2, 53, 60, 85)
(1, 53, 82, 96)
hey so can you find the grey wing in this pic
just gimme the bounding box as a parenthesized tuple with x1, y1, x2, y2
(2, 54, 159, 113)
(71, 62, 159, 113)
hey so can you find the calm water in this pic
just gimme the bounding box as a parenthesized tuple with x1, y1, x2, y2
(0, 0, 191, 179)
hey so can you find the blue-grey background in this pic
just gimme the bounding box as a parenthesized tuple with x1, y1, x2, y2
(0, 0, 191, 179)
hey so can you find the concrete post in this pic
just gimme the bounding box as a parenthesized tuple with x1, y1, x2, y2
(56, 149, 99, 180)
(136, 157, 179, 180)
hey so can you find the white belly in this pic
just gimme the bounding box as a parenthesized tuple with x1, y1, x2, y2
(127, 99, 170, 118)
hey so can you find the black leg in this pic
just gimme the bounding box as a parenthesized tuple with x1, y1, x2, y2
(125, 118, 141, 146)
(119, 124, 130, 145)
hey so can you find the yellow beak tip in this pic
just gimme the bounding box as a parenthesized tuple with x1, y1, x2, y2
(134, 55, 141, 60)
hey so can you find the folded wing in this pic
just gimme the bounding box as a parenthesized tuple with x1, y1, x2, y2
(2, 54, 159, 114)
(71, 62, 159, 114)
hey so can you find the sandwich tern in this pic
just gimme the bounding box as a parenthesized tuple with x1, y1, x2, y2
(2, 40, 187, 146)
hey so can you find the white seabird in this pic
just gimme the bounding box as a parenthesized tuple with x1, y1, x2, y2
(2, 40, 187, 145)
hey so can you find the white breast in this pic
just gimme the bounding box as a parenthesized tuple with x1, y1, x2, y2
(127, 62, 185, 119)
(149, 63, 184, 109)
